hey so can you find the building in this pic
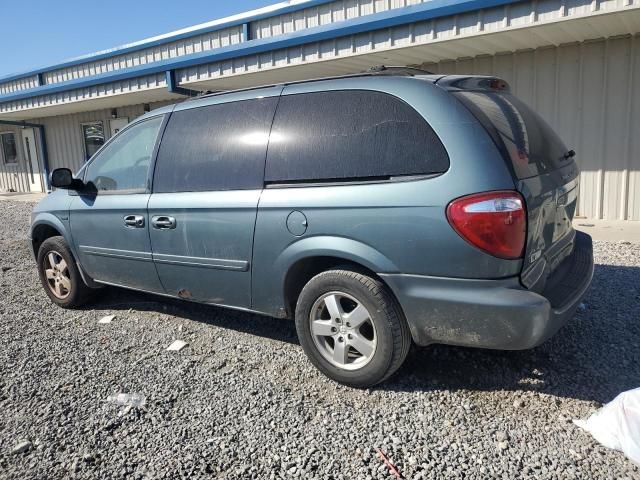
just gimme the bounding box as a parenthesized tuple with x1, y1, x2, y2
(0, 0, 639, 220)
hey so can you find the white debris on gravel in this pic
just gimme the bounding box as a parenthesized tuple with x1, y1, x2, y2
(167, 340, 188, 352)
(11, 441, 32, 455)
(98, 314, 115, 324)
(574, 387, 640, 465)
(1, 200, 639, 479)
(107, 392, 146, 408)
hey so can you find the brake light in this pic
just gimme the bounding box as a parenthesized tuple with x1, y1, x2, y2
(446, 191, 526, 259)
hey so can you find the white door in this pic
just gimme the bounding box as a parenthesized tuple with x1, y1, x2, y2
(109, 117, 129, 137)
(21, 128, 42, 193)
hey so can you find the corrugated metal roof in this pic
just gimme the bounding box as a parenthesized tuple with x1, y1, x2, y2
(0, 0, 523, 101)
(0, 0, 332, 83)
(1, 0, 639, 116)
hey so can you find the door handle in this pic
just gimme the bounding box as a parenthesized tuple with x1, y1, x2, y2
(123, 215, 145, 228)
(151, 216, 177, 230)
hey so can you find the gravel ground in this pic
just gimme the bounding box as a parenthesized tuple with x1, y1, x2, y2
(0, 200, 638, 479)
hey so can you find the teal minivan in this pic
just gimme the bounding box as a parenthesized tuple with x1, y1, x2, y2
(31, 69, 593, 387)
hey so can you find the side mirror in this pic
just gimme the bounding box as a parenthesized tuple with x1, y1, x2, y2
(50, 168, 74, 189)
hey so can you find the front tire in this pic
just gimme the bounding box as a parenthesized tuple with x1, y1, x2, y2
(37, 236, 93, 308)
(295, 269, 411, 388)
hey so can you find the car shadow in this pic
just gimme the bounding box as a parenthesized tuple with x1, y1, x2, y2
(85, 286, 300, 346)
(86, 263, 638, 404)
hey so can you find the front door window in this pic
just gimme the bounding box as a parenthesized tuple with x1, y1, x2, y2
(84, 116, 163, 193)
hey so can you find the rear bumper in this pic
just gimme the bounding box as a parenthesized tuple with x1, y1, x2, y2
(381, 232, 594, 350)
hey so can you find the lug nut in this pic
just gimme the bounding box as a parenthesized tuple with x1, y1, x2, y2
(338, 337, 344, 342)
(346, 322, 351, 327)
(347, 334, 353, 340)
(331, 327, 337, 333)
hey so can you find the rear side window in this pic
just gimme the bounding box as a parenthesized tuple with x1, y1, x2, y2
(265, 90, 449, 183)
(154, 97, 278, 192)
(454, 91, 570, 179)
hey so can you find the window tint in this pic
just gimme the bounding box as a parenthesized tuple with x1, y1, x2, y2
(84, 116, 163, 193)
(454, 91, 570, 179)
(1, 132, 18, 164)
(82, 122, 105, 161)
(154, 97, 278, 193)
(265, 90, 449, 183)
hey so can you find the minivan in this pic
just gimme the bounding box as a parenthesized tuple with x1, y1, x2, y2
(31, 68, 594, 387)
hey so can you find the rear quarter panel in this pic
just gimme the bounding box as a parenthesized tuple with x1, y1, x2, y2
(251, 77, 522, 316)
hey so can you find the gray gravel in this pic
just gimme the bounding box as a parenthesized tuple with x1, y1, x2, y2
(1, 199, 639, 479)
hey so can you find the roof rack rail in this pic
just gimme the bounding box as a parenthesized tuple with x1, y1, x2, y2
(364, 65, 434, 75)
(184, 65, 434, 101)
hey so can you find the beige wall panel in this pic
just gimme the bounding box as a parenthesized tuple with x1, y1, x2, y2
(424, 36, 640, 220)
(627, 36, 640, 220)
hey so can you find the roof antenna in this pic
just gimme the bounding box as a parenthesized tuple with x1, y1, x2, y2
(364, 65, 434, 75)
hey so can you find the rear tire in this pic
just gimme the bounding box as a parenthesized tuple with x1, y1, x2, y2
(295, 269, 411, 388)
(37, 236, 93, 308)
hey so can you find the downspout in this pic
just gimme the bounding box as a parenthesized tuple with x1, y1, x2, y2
(0, 119, 51, 191)
(37, 125, 51, 191)
(165, 70, 201, 97)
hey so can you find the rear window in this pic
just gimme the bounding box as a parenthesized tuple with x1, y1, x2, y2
(265, 90, 449, 183)
(454, 91, 570, 179)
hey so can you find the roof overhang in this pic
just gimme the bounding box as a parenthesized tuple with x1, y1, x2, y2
(1, 88, 183, 120)
(180, 7, 640, 92)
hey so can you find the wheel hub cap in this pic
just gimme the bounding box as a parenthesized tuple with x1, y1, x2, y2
(43, 251, 71, 300)
(309, 291, 377, 371)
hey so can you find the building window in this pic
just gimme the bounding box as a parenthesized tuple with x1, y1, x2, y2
(0, 132, 18, 164)
(81, 122, 105, 161)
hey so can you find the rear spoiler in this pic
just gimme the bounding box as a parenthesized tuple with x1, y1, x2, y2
(434, 75, 511, 92)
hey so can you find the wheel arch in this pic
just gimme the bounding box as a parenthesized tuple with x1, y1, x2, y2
(275, 236, 402, 319)
(30, 216, 69, 258)
(31, 215, 98, 288)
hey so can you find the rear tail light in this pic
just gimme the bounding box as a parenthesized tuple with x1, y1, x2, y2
(446, 191, 526, 260)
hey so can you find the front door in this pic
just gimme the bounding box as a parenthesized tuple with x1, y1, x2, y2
(70, 114, 165, 292)
(21, 128, 42, 192)
(147, 94, 280, 308)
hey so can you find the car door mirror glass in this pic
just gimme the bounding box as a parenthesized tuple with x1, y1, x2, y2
(50, 168, 74, 189)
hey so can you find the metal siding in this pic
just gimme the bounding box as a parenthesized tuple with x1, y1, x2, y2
(249, 0, 431, 40)
(626, 34, 640, 220)
(172, 0, 640, 89)
(0, 0, 637, 216)
(0, 75, 39, 95)
(0, 27, 241, 95)
(0, 73, 167, 115)
(2, 0, 639, 105)
(40, 26, 243, 88)
(423, 36, 640, 220)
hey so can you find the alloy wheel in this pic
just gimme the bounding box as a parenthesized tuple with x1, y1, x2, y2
(43, 251, 71, 299)
(309, 291, 377, 370)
